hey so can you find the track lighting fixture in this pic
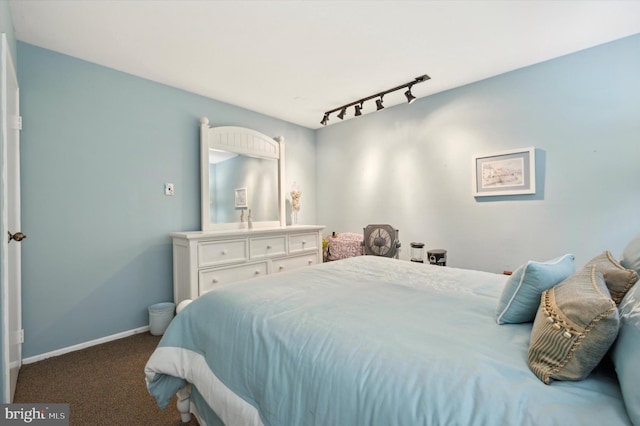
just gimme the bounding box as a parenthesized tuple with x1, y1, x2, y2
(320, 74, 430, 126)
(404, 85, 416, 104)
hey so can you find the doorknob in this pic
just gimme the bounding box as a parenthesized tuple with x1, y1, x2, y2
(8, 231, 26, 243)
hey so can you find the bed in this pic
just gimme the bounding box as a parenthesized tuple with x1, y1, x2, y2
(145, 246, 640, 425)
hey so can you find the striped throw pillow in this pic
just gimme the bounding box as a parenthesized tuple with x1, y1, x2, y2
(528, 265, 619, 384)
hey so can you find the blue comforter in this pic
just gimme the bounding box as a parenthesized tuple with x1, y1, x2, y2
(146, 256, 631, 425)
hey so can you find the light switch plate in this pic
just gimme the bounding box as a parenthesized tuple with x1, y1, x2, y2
(164, 183, 174, 196)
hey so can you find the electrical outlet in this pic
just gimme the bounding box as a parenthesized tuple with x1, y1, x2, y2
(164, 183, 174, 196)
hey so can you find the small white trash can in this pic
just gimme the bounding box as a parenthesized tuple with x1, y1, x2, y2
(149, 302, 175, 336)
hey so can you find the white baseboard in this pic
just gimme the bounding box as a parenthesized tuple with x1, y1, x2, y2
(22, 326, 151, 365)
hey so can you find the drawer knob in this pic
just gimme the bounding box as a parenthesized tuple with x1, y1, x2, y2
(279, 265, 285, 270)
(307, 259, 313, 265)
(221, 249, 227, 255)
(302, 240, 307, 245)
(266, 245, 272, 249)
(255, 270, 261, 275)
(212, 278, 219, 284)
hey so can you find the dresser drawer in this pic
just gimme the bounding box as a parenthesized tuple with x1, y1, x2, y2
(198, 239, 248, 268)
(250, 235, 287, 259)
(289, 232, 319, 253)
(199, 262, 268, 294)
(273, 253, 318, 274)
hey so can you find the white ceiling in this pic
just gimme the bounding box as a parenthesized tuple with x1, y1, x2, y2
(9, 0, 640, 129)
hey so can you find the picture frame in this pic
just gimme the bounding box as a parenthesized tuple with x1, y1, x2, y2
(472, 147, 535, 197)
(234, 187, 248, 208)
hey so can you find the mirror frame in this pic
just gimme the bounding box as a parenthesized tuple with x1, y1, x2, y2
(200, 117, 286, 231)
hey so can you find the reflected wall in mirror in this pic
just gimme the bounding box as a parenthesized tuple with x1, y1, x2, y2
(200, 117, 286, 231)
(208, 150, 278, 223)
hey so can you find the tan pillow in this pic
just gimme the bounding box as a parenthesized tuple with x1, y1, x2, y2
(528, 266, 619, 384)
(585, 251, 638, 304)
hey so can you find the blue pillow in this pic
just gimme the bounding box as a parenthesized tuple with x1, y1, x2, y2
(620, 233, 640, 275)
(496, 254, 575, 325)
(611, 283, 640, 426)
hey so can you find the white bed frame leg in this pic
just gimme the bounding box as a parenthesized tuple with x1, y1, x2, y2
(177, 385, 192, 423)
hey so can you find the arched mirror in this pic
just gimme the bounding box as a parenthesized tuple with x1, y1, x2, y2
(200, 117, 286, 231)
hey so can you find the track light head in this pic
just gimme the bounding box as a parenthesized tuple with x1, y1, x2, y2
(337, 108, 346, 120)
(375, 97, 384, 111)
(354, 103, 363, 116)
(405, 86, 416, 104)
(320, 113, 329, 126)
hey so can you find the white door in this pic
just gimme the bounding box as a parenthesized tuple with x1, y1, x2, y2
(1, 33, 22, 403)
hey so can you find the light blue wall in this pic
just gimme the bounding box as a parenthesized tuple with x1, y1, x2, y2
(317, 34, 640, 273)
(17, 42, 316, 358)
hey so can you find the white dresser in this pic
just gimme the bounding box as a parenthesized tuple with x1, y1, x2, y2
(171, 225, 325, 304)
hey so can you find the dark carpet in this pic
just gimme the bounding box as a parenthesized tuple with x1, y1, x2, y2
(13, 332, 199, 425)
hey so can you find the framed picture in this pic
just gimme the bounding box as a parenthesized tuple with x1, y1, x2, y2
(473, 147, 535, 197)
(234, 187, 248, 208)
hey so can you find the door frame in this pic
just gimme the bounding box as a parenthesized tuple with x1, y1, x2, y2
(1, 33, 22, 403)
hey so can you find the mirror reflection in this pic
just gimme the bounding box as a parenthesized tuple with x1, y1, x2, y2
(209, 149, 279, 224)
